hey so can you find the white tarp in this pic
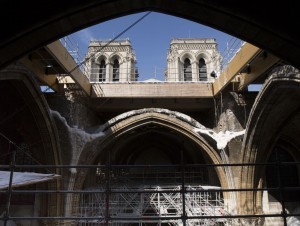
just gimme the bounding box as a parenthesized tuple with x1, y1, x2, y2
(0, 171, 60, 190)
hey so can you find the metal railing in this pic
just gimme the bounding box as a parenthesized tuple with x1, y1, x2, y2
(88, 69, 217, 83)
(219, 38, 245, 70)
(60, 35, 89, 77)
(1, 162, 300, 225)
(60, 35, 244, 84)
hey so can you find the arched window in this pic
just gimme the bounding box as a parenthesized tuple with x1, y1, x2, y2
(99, 60, 106, 82)
(112, 59, 120, 82)
(266, 146, 299, 202)
(199, 58, 207, 81)
(184, 58, 192, 81)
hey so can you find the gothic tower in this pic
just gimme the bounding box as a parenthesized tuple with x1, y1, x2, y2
(166, 38, 221, 82)
(85, 39, 138, 82)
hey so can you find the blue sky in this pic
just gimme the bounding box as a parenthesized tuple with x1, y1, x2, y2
(70, 12, 243, 81)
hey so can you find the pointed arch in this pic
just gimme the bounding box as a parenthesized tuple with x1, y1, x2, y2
(179, 51, 196, 64)
(195, 52, 210, 63)
(239, 65, 300, 215)
(109, 52, 124, 64)
(112, 58, 120, 82)
(0, 67, 63, 218)
(109, 53, 124, 82)
(198, 58, 207, 81)
(98, 59, 106, 82)
(183, 58, 192, 81)
(90, 54, 109, 82)
(95, 53, 109, 64)
(266, 144, 300, 202)
(72, 109, 236, 211)
(77, 109, 225, 167)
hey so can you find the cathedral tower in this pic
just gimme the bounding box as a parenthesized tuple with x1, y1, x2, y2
(166, 38, 221, 82)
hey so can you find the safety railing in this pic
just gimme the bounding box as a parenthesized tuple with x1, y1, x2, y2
(60, 35, 245, 84)
(219, 38, 245, 70)
(60, 35, 89, 77)
(87, 69, 218, 83)
(1, 162, 300, 226)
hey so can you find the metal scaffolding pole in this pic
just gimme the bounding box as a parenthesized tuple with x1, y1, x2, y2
(4, 149, 16, 226)
(2, 162, 300, 225)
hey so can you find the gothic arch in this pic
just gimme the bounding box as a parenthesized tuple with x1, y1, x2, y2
(95, 53, 109, 64)
(179, 51, 196, 64)
(71, 109, 235, 213)
(109, 52, 124, 64)
(265, 138, 300, 163)
(195, 51, 211, 63)
(239, 65, 300, 215)
(265, 141, 300, 195)
(77, 110, 224, 168)
(0, 66, 62, 166)
(0, 65, 63, 217)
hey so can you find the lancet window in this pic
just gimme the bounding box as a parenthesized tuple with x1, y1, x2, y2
(199, 58, 207, 81)
(184, 58, 192, 81)
(99, 60, 106, 82)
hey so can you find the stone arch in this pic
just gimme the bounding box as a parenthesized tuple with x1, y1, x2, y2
(196, 52, 210, 81)
(264, 138, 300, 165)
(78, 110, 224, 167)
(95, 53, 109, 64)
(195, 51, 211, 63)
(239, 65, 300, 216)
(0, 65, 63, 217)
(265, 141, 300, 197)
(179, 51, 196, 64)
(179, 52, 196, 81)
(109, 52, 124, 64)
(71, 109, 236, 214)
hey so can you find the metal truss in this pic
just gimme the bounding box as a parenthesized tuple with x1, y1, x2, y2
(78, 185, 231, 226)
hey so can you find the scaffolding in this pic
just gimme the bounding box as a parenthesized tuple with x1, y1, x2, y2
(77, 164, 230, 226)
(78, 185, 230, 226)
(1, 139, 300, 226)
(1, 162, 300, 225)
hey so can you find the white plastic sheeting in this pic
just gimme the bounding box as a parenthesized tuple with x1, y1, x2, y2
(194, 128, 245, 149)
(0, 171, 60, 190)
(97, 108, 245, 150)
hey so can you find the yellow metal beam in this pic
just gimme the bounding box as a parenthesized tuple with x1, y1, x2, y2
(235, 53, 279, 91)
(20, 57, 60, 92)
(213, 42, 262, 95)
(45, 40, 91, 96)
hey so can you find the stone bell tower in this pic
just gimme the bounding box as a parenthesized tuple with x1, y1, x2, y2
(166, 38, 221, 82)
(85, 38, 138, 82)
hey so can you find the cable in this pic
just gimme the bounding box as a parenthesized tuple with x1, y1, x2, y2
(2, 11, 152, 116)
(69, 11, 152, 75)
(40, 11, 151, 94)
(0, 11, 152, 169)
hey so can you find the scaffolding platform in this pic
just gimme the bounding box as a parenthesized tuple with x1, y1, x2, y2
(78, 185, 231, 226)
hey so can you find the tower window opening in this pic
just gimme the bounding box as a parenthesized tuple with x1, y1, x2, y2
(99, 60, 106, 82)
(199, 58, 207, 81)
(113, 59, 120, 82)
(184, 58, 192, 81)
